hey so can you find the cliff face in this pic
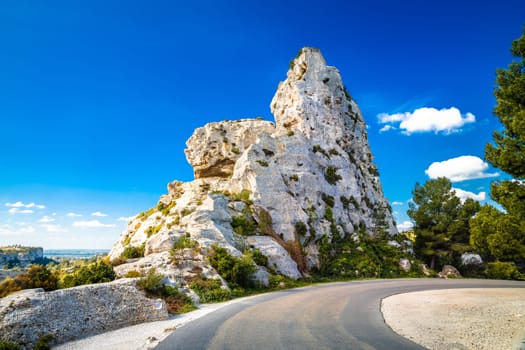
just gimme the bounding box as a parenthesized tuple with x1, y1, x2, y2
(0, 246, 43, 267)
(109, 47, 397, 286)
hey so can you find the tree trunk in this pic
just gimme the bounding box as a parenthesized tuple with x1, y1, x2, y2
(430, 255, 436, 270)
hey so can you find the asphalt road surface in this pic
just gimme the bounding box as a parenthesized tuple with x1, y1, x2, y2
(155, 279, 525, 350)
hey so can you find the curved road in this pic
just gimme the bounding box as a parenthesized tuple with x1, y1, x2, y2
(156, 279, 525, 350)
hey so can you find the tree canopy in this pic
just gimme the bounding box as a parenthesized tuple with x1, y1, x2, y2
(408, 177, 480, 270)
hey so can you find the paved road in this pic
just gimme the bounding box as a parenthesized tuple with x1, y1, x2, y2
(155, 279, 525, 350)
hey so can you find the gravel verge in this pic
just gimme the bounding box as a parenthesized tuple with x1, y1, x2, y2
(381, 288, 525, 350)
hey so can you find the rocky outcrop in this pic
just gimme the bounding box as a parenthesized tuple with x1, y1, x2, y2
(0, 246, 43, 267)
(109, 47, 398, 291)
(0, 279, 167, 349)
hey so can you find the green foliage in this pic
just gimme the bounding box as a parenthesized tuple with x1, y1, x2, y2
(34, 334, 53, 350)
(256, 160, 269, 167)
(485, 261, 523, 280)
(249, 248, 268, 267)
(486, 27, 525, 179)
(0, 341, 21, 350)
(146, 225, 162, 237)
(158, 201, 177, 216)
(312, 145, 329, 158)
(289, 174, 299, 182)
(121, 243, 145, 260)
(61, 260, 116, 288)
(287, 130, 295, 136)
(137, 207, 155, 221)
(324, 166, 342, 185)
(294, 221, 308, 237)
(231, 216, 257, 236)
(328, 148, 340, 156)
(208, 245, 257, 289)
(321, 193, 335, 208)
(230, 189, 252, 204)
(138, 269, 195, 314)
(125, 270, 142, 278)
(189, 276, 231, 302)
(469, 29, 525, 277)
(172, 234, 199, 251)
(317, 229, 404, 279)
(0, 265, 58, 297)
(231, 147, 240, 154)
(408, 177, 480, 270)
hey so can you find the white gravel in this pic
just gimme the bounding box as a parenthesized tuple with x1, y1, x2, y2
(382, 288, 525, 350)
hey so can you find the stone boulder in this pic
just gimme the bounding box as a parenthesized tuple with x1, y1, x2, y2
(461, 253, 483, 266)
(438, 265, 462, 279)
(0, 279, 167, 349)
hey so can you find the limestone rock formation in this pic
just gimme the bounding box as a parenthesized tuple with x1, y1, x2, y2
(0, 246, 43, 267)
(0, 279, 167, 349)
(109, 47, 398, 291)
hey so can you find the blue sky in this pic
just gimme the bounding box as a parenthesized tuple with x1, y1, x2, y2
(1, 1, 524, 248)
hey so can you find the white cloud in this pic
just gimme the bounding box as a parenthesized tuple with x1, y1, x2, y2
(452, 188, 486, 202)
(425, 155, 499, 182)
(397, 221, 414, 231)
(118, 216, 135, 222)
(5, 201, 25, 208)
(41, 224, 67, 233)
(91, 211, 108, 217)
(66, 212, 83, 217)
(38, 216, 55, 223)
(8, 208, 34, 215)
(5, 201, 45, 210)
(378, 107, 476, 134)
(379, 125, 396, 133)
(0, 224, 35, 235)
(392, 201, 404, 206)
(73, 220, 115, 228)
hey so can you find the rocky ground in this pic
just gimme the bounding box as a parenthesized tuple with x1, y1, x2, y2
(382, 288, 525, 350)
(55, 287, 525, 350)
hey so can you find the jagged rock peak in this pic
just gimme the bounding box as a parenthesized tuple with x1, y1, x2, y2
(109, 47, 398, 292)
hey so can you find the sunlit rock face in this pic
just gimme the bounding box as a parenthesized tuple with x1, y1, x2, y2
(109, 47, 397, 286)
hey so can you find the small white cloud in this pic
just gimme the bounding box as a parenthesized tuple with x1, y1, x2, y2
(425, 155, 499, 182)
(392, 201, 404, 206)
(67, 212, 83, 217)
(73, 220, 115, 228)
(452, 188, 486, 202)
(5, 201, 45, 209)
(378, 107, 475, 134)
(5, 201, 25, 207)
(118, 216, 135, 222)
(41, 224, 67, 233)
(38, 215, 55, 223)
(397, 221, 414, 231)
(91, 211, 108, 217)
(8, 208, 34, 215)
(379, 125, 396, 133)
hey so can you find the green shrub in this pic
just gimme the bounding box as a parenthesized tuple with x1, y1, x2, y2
(294, 221, 308, 237)
(0, 265, 58, 297)
(256, 160, 269, 167)
(121, 243, 145, 260)
(289, 174, 299, 182)
(0, 341, 21, 350)
(340, 196, 350, 209)
(486, 261, 523, 280)
(137, 268, 164, 294)
(208, 245, 257, 289)
(231, 216, 257, 236)
(146, 225, 162, 237)
(329, 148, 340, 156)
(34, 334, 53, 350)
(324, 166, 342, 185)
(61, 260, 116, 288)
(250, 248, 268, 267)
(190, 277, 231, 302)
(230, 189, 252, 204)
(321, 193, 335, 208)
(137, 269, 195, 314)
(173, 234, 199, 250)
(125, 270, 142, 278)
